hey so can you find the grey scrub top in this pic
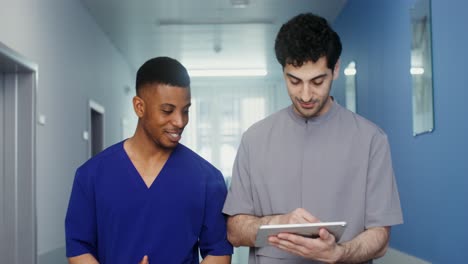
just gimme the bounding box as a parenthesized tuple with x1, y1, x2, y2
(223, 100, 403, 264)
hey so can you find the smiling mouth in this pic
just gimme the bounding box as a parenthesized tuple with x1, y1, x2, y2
(300, 102, 315, 109)
(298, 99, 318, 109)
(166, 131, 182, 141)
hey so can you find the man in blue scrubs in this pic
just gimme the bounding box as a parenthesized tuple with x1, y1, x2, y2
(65, 57, 232, 264)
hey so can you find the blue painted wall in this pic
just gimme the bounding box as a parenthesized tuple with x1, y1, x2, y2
(333, 0, 468, 263)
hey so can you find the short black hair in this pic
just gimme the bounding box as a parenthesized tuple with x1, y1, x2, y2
(135, 57, 190, 94)
(274, 13, 342, 70)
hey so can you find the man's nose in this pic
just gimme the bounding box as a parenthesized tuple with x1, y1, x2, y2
(300, 84, 313, 102)
(171, 113, 185, 128)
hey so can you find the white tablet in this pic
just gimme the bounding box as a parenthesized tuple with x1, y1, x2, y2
(254, 221, 347, 247)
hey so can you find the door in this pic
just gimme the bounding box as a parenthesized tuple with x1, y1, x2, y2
(0, 42, 37, 264)
(89, 100, 105, 157)
(0, 70, 5, 262)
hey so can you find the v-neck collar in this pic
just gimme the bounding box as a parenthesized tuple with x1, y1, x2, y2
(120, 140, 178, 190)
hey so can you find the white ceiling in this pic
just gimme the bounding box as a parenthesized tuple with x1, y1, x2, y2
(80, 0, 348, 75)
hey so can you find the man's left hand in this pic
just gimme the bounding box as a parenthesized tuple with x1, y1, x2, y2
(268, 227, 344, 263)
(138, 255, 149, 264)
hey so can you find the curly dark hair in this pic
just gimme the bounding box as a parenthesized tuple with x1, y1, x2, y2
(275, 13, 342, 70)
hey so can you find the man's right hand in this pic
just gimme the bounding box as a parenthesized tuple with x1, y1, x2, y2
(68, 253, 99, 264)
(269, 208, 320, 225)
(226, 208, 320, 247)
(138, 255, 149, 264)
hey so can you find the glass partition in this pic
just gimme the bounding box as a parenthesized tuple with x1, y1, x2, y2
(410, 0, 434, 136)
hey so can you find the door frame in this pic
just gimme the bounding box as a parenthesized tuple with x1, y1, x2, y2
(0, 41, 37, 264)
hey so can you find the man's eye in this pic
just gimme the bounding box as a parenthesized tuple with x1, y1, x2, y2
(312, 79, 325, 86)
(290, 80, 300, 85)
(162, 110, 172, 114)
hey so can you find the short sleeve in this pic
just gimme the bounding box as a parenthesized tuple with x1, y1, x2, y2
(365, 132, 403, 228)
(65, 169, 98, 258)
(223, 135, 255, 216)
(199, 169, 233, 257)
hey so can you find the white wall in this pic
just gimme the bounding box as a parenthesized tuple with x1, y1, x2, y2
(0, 0, 136, 262)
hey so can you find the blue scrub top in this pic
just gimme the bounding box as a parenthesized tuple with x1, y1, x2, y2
(65, 141, 232, 264)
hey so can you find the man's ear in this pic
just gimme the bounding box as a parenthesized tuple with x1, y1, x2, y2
(133, 96, 145, 118)
(333, 59, 341, 80)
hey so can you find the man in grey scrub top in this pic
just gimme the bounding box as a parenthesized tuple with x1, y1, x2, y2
(223, 13, 403, 264)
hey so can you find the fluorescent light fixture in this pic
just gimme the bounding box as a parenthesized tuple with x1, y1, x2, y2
(158, 18, 273, 26)
(344, 68, 357, 76)
(410, 67, 424, 75)
(231, 0, 249, 8)
(188, 68, 267, 77)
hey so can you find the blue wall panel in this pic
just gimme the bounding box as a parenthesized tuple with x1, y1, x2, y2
(333, 0, 468, 263)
